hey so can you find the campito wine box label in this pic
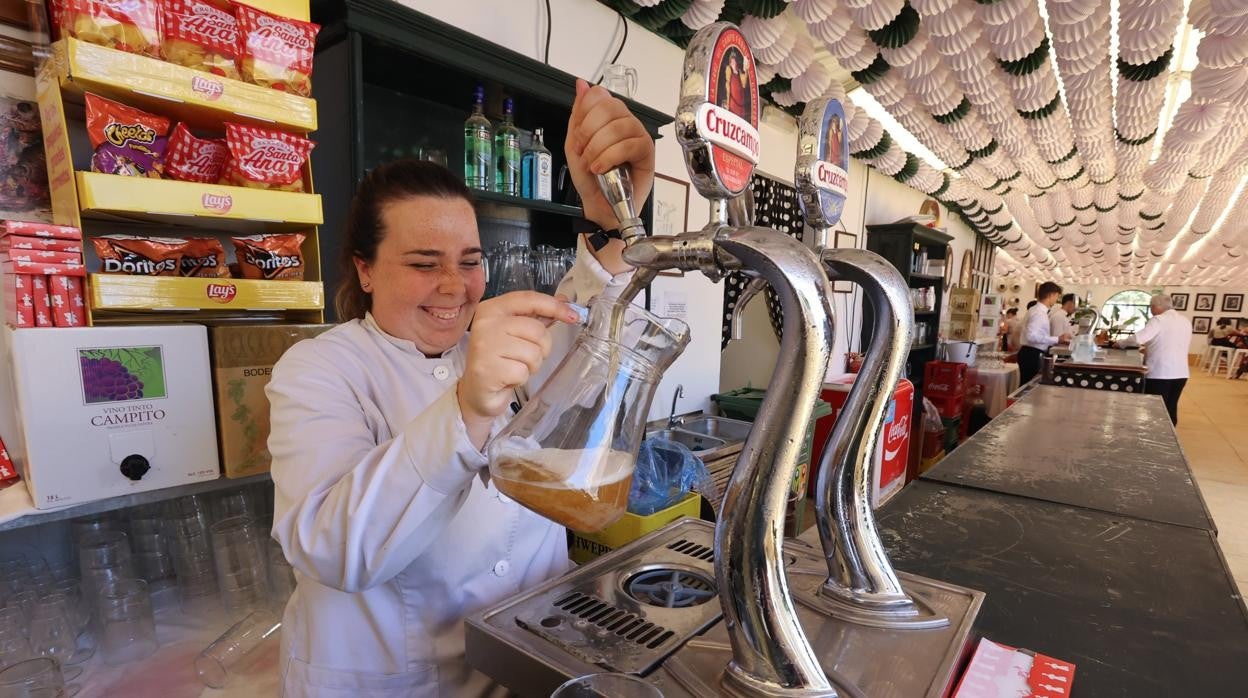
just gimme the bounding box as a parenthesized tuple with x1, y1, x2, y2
(0, 325, 219, 509)
(208, 324, 332, 478)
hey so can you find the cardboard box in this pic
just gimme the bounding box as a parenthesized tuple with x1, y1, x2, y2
(948, 317, 978, 341)
(1, 220, 81, 241)
(0, 325, 220, 508)
(0, 237, 84, 254)
(948, 288, 981, 315)
(31, 276, 51, 327)
(49, 276, 86, 327)
(953, 638, 1075, 698)
(3, 274, 34, 328)
(207, 324, 333, 478)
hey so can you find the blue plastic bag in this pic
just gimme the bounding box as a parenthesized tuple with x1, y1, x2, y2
(628, 437, 716, 516)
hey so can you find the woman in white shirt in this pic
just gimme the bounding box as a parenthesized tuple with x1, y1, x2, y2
(265, 80, 655, 697)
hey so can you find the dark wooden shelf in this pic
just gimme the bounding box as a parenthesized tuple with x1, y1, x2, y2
(911, 343, 937, 352)
(915, 309, 939, 316)
(909, 273, 944, 286)
(473, 189, 583, 217)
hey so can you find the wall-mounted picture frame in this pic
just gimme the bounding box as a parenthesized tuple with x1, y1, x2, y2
(832, 229, 858, 293)
(651, 172, 690, 278)
(1195, 293, 1216, 312)
(1171, 292, 1189, 311)
(1221, 294, 1243, 313)
(1193, 316, 1212, 334)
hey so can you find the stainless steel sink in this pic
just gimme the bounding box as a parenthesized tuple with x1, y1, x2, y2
(673, 416, 752, 442)
(646, 428, 727, 457)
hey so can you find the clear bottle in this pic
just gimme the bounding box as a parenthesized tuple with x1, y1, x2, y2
(494, 98, 521, 196)
(521, 127, 553, 200)
(463, 86, 492, 191)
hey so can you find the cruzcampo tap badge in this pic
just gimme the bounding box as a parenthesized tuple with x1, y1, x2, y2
(676, 23, 761, 200)
(796, 97, 850, 239)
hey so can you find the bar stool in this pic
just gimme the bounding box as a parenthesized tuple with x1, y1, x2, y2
(1207, 346, 1233, 375)
(1199, 345, 1218, 370)
(1227, 348, 1248, 379)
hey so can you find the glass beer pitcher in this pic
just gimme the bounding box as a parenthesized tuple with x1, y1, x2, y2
(488, 296, 691, 532)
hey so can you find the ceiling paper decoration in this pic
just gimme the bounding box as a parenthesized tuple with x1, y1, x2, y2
(607, 0, 1248, 283)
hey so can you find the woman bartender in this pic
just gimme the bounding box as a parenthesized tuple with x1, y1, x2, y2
(265, 80, 655, 696)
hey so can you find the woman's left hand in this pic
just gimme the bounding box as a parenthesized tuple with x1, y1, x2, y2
(565, 78, 656, 232)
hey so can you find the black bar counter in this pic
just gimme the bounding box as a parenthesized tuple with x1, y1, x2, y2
(920, 385, 1214, 531)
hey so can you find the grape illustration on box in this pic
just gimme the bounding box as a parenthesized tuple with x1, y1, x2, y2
(78, 347, 168, 404)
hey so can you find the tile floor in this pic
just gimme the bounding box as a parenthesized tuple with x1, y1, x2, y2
(1175, 363, 1248, 594)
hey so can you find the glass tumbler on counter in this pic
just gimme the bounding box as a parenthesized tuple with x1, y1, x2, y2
(97, 579, 157, 665)
(165, 511, 219, 615)
(0, 657, 66, 698)
(210, 517, 269, 619)
(488, 297, 690, 532)
(194, 609, 282, 689)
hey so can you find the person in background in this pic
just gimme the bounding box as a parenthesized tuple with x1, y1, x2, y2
(1210, 318, 1237, 348)
(1049, 293, 1077, 339)
(1019, 282, 1072, 384)
(1002, 307, 1022, 352)
(1117, 294, 1192, 425)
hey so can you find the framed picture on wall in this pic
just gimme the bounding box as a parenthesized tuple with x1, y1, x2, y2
(1193, 316, 1212, 334)
(1171, 293, 1189, 311)
(832, 230, 858, 293)
(1195, 293, 1216, 312)
(651, 173, 690, 277)
(1221, 294, 1243, 313)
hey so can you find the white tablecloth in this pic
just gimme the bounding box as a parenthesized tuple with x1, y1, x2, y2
(976, 365, 1020, 418)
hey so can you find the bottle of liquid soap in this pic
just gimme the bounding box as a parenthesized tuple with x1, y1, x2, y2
(463, 86, 492, 191)
(521, 127, 552, 201)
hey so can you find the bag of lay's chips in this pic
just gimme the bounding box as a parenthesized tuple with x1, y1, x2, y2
(92, 235, 184, 276)
(231, 233, 305, 280)
(235, 4, 319, 97)
(160, 0, 241, 79)
(180, 237, 228, 277)
(86, 94, 171, 178)
(64, 0, 161, 58)
(166, 123, 229, 183)
(220, 123, 315, 191)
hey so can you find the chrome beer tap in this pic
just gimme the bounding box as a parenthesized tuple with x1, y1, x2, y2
(796, 97, 948, 627)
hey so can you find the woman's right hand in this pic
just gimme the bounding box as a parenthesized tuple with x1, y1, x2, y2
(457, 292, 581, 448)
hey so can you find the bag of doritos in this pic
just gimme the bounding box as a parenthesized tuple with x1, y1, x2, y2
(165, 123, 229, 183)
(220, 123, 314, 191)
(180, 237, 229, 277)
(235, 4, 319, 97)
(160, 0, 241, 79)
(230, 233, 306, 280)
(64, 0, 161, 58)
(86, 94, 171, 178)
(92, 235, 183, 276)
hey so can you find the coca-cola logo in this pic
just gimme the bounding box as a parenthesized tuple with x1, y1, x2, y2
(190, 75, 224, 100)
(928, 383, 951, 394)
(696, 103, 760, 164)
(885, 415, 910, 444)
(238, 138, 302, 177)
(813, 160, 849, 196)
(206, 283, 237, 303)
(104, 122, 156, 147)
(201, 193, 232, 213)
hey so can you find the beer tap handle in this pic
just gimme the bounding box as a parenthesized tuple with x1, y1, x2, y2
(595, 168, 647, 243)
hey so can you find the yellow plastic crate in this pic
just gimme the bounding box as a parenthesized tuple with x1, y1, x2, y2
(76, 172, 322, 231)
(53, 38, 316, 133)
(90, 275, 324, 312)
(569, 493, 702, 564)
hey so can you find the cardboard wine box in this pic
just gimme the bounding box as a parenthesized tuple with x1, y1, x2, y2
(207, 324, 333, 478)
(0, 325, 220, 509)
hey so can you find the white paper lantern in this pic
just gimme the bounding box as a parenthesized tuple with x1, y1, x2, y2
(682, 0, 727, 29)
(741, 13, 786, 50)
(852, 0, 905, 31)
(1197, 34, 1248, 70)
(793, 0, 834, 24)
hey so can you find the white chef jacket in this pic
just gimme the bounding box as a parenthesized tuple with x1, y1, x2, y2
(267, 243, 629, 697)
(1048, 306, 1072, 339)
(1118, 309, 1192, 380)
(1022, 302, 1059, 350)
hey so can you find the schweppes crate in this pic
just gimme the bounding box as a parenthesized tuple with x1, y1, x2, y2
(568, 494, 702, 564)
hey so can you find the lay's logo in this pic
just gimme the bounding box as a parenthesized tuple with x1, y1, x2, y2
(201, 193, 232, 213)
(190, 75, 224, 100)
(206, 283, 237, 303)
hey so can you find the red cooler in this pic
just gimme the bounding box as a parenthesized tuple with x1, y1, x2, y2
(811, 377, 914, 507)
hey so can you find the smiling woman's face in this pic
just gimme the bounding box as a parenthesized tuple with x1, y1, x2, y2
(354, 195, 485, 356)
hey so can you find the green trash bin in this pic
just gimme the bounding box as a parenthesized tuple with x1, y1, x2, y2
(712, 388, 833, 500)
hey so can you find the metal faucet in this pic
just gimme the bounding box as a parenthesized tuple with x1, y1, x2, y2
(668, 384, 685, 428)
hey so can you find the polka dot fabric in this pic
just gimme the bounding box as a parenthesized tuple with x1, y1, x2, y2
(721, 173, 803, 348)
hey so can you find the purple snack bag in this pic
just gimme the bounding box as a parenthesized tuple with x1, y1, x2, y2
(86, 93, 171, 178)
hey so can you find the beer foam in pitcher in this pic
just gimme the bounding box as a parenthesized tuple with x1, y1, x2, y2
(492, 448, 635, 532)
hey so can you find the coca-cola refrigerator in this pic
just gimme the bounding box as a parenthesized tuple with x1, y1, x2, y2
(810, 376, 913, 508)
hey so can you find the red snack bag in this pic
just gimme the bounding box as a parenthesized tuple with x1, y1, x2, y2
(221, 124, 314, 191)
(2, 221, 83, 241)
(180, 237, 229, 277)
(4, 274, 35, 328)
(230, 233, 305, 280)
(235, 4, 319, 96)
(160, 0, 242, 79)
(86, 94, 171, 178)
(64, 0, 161, 58)
(166, 123, 229, 183)
(91, 235, 183, 276)
(50, 276, 87, 327)
(0, 236, 84, 254)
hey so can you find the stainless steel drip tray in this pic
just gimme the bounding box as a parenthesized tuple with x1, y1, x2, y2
(465, 518, 722, 698)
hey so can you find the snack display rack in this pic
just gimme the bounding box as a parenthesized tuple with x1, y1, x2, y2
(34, 22, 325, 325)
